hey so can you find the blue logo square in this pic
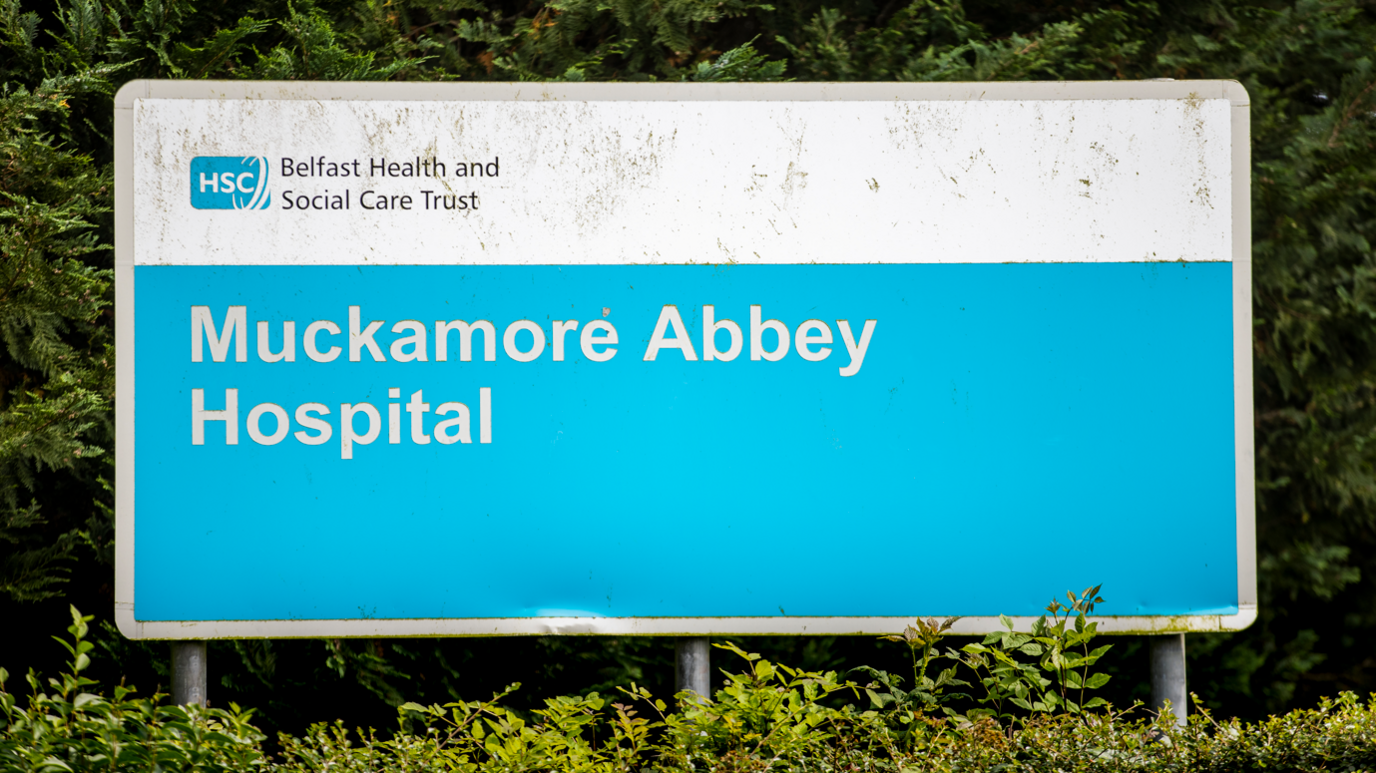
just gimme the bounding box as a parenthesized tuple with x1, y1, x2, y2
(190, 157, 271, 210)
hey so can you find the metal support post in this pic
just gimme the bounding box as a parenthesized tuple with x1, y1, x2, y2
(674, 637, 710, 699)
(1150, 634, 1186, 724)
(171, 641, 208, 707)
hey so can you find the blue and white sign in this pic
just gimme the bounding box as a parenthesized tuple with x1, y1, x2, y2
(115, 81, 1253, 638)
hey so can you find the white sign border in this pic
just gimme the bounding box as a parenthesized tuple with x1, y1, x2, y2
(114, 80, 1254, 639)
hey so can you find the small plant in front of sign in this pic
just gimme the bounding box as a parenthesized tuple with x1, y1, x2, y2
(955, 585, 1113, 726)
(1039, 585, 1113, 714)
(858, 586, 1115, 731)
(849, 615, 970, 730)
(659, 641, 862, 771)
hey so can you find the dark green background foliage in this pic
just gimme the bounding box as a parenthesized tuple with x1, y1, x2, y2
(1, 0, 1374, 735)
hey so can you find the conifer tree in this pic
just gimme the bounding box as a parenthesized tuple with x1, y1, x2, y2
(0, 75, 115, 601)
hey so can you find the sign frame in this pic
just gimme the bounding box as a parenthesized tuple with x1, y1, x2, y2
(114, 79, 1254, 639)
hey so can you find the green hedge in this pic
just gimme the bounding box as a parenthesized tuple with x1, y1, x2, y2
(7, 608, 1376, 772)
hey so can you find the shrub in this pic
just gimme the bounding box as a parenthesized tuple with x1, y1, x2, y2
(8, 606, 1376, 772)
(0, 608, 267, 772)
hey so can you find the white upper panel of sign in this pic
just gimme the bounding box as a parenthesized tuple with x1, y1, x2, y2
(132, 97, 1232, 266)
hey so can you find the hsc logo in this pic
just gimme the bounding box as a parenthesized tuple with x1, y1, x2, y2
(190, 156, 271, 210)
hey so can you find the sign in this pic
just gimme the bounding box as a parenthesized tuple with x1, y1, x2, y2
(114, 81, 1254, 638)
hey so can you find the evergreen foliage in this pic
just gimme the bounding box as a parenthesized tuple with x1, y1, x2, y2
(0, 73, 114, 601)
(0, 0, 1373, 731)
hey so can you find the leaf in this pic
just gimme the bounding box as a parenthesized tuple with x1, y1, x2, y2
(1085, 673, 1111, 689)
(73, 692, 101, 708)
(754, 659, 775, 681)
(686, 40, 789, 82)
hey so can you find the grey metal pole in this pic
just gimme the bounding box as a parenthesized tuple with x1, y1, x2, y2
(171, 641, 208, 707)
(1150, 634, 1186, 724)
(674, 637, 710, 699)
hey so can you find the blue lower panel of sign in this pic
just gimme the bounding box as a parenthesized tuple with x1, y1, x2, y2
(134, 263, 1237, 621)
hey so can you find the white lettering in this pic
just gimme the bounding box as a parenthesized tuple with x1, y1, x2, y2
(349, 306, 386, 362)
(643, 306, 697, 361)
(407, 390, 431, 444)
(340, 402, 380, 459)
(480, 387, 492, 444)
(503, 320, 545, 362)
(434, 401, 470, 444)
(750, 305, 789, 362)
(294, 403, 332, 445)
(247, 403, 289, 445)
(703, 305, 742, 362)
(794, 320, 833, 361)
(837, 319, 877, 377)
(580, 321, 618, 362)
(390, 321, 428, 362)
(304, 320, 341, 362)
(552, 320, 578, 361)
(191, 388, 238, 445)
(388, 387, 401, 444)
(191, 306, 246, 363)
(435, 320, 495, 362)
(257, 320, 296, 363)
